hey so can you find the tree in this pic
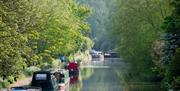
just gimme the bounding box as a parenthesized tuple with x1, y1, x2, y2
(111, 0, 172, 80)
(162, 0, 180, 90)
(0, 0, 92, 86)
(77, 0, 118, 51)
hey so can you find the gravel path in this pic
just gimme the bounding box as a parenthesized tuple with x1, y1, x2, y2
(9, 77, 32, 88)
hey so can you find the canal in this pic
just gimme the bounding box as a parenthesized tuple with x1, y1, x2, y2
(70, 58, 162, 91)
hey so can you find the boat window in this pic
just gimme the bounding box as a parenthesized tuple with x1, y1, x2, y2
(35, 74, 47, 80)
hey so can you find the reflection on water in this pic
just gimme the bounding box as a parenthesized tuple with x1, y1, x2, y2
(70, 76, 79, 84)
(69, 70, 79, 85)
(70, 58, 162, 91)
(69, 67, 94, 91)
(123, 84, 162, 91)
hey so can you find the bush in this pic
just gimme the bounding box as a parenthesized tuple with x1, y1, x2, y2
(7, 76, 15, 84)
(40, 62, 52, 70)
(172, 76, 180, 90)
(24, 66, 41, 76)
(0, 79, 10, 88)
(167, 48, 180, 90)
(52, 59, 61, 70)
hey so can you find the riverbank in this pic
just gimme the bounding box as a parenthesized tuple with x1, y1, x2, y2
(9, 77, 31, 88)
(5, 52, 91, 89)
(113, 60, 163, 91)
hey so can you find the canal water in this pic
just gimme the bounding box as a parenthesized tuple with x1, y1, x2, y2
(69, 58, 162, 91)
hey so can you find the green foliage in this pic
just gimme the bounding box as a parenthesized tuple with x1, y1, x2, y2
(32, 0, 91, 57)
(0, 0, 92, 87)
(167, 48, 180, 80)
(171, 77, 180, 90)
(0, 80, 10, 88)
(161, 0, 180, 90)
(163, 16, 177, 33)
(77, 0, 118, 51)
(7, 76, 15, 84)
(0, 0, 29, 79)
(165, 48, 180, 90)
(112, 0, 172, 77)
(81, 37, 94, 51)
(24, 66, 41, 76)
